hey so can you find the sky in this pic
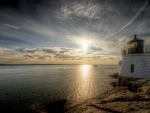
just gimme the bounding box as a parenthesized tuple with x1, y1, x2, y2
(0, 0, 150, 64)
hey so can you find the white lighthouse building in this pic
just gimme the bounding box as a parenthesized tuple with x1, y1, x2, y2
(119, 35, 150, 85)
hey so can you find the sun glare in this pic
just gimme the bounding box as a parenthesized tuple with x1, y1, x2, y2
(81, 39, 88, 53)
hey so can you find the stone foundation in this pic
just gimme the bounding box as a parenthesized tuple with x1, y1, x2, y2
(118, 76, 140, 86)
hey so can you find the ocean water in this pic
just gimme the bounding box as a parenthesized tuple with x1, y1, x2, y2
(0, 65, 119, 113)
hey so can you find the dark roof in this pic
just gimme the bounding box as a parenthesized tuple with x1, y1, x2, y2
(128, 35, 144, 44)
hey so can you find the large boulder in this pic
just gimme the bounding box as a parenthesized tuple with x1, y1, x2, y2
(127, 79, 150, 93)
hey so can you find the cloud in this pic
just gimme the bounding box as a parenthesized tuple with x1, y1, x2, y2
(0, 0, 150, 64)
(0, 46, 121, 64)
(60, 0, 99, 20)
(2, 23, 20, 29)
(111, 0, 149, 37)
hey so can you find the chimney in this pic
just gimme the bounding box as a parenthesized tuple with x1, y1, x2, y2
(134, 34, 137, 40)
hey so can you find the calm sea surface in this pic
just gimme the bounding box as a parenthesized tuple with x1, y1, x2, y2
(0, 65, 119, 113)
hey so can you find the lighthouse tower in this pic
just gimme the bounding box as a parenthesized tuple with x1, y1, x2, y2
(120, 35, 150, 85)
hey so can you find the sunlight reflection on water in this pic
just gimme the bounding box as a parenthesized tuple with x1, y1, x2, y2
(68, 65, 97, 104)
(81, 64, 90, 78)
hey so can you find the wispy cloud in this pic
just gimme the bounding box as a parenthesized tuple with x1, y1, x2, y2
(60, 0, 99, 20)
(2, 23, 20, 30)
(112, 0, 149, 37)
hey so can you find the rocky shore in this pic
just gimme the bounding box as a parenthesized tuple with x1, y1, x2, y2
(40, 74, 150, 113)
(65, 75, 150, 113)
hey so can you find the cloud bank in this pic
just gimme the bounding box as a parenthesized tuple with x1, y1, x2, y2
(0, 0, 150, 64)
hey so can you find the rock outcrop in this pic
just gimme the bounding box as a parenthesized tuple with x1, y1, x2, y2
(65, 79, 150, 113)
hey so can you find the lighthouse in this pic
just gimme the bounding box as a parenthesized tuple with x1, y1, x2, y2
(119, 35, 150, 85)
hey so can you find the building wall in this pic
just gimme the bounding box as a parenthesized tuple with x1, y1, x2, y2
(120, 54, 150, 78)
(144, 45, 150, 53)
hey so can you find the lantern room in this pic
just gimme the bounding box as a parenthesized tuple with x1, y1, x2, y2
(127, 35, 144, 54)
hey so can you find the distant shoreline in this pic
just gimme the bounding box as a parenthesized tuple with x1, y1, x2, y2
(0, 64, 118, 66)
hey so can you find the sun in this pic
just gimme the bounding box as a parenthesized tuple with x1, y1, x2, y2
(81, 39, 88, 53)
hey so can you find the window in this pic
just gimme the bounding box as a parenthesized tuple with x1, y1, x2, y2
(131, 64, 134, 73)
